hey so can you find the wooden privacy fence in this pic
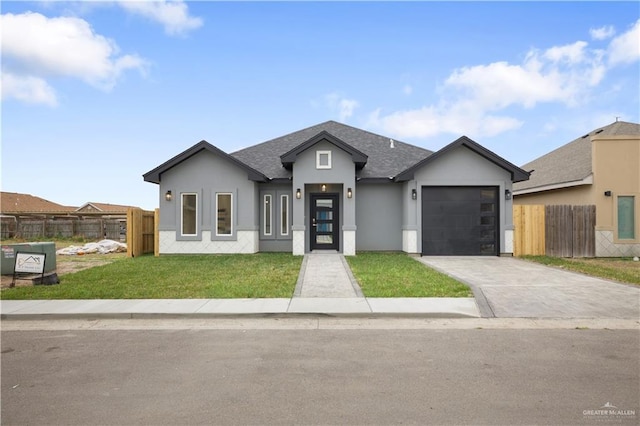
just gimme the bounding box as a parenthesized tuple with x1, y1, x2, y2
(1, 217, 124, 240)
(513, 205, 546, 256)
(126, 208, 158, 257)
(513, 205, 595, 258)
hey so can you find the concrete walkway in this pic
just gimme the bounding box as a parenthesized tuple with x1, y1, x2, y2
(293, 253, 364, 298)
(417, 256, 640, 319)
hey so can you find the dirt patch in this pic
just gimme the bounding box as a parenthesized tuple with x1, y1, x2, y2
(1, 253, 126, 289)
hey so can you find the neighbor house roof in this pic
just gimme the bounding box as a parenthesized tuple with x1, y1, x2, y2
(231, 121, 433, 180)
(0, 192, 75, 215)
(513, 121, 640, 194)
(75, 202, 136, 214)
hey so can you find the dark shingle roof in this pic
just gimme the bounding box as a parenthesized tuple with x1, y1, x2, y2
(514, 121, 640, 192)
(231, 121, 433, 180)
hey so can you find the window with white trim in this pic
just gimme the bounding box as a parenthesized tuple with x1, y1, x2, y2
(281, 194, 289, 236)
(316, 150, 332, 169)
(181, 193, 197, 236)
(264, 194, 272, 236)
(216, 193, 233, 236)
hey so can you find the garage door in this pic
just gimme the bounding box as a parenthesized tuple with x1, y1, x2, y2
(422, 186, 498, 255)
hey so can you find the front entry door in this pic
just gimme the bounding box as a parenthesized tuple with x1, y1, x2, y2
(310, 194, 339, 250)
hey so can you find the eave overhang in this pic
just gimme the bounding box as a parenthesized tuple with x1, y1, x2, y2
(513, 174, 593, 196)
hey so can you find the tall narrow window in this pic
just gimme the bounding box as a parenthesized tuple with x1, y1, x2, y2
(216, 193, 232, 236)
(264, 194, 272, 236)
(281, 194, 289, 236)
(181, 193, 197, 236)
(618, 196, 635, 239)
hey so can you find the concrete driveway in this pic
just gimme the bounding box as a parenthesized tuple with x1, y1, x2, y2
(417, 257, 640, 319)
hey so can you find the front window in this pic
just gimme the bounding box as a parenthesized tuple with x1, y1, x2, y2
(216, 193, 233, 236)
(618, 196, 635, 239)
(281, 194, 289, 236)
(181, 193, 197, 236)
(264, 194, 272, 236)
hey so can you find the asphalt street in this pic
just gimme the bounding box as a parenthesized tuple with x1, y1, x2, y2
(2, 320, 638, 425)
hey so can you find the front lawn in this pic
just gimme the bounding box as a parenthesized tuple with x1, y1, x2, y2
(1, 254, 302, 300)
(346, 252, 472, 297)
(522, 256, 640, 285)
(1, 251, 472, 300)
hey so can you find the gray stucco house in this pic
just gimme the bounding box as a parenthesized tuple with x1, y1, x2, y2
(143, 121, 529, 256)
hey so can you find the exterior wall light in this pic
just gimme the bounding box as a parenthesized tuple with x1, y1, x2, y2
(321, 184, 327, 192)
(165, 190, 172, 201)
(604, 190, 612, 197)
(505, 189, 512, 200)
(296, 188, 301, 199)
(347, 188, 353, 199)
(411, 189, 417, 200)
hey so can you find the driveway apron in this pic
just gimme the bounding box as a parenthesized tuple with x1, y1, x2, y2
(417, 257, 640, 319)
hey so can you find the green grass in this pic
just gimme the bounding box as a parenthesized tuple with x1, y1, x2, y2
(522, 256, 640, 285)
(346, 252, 472, 297)
(1, 253, 302, 300)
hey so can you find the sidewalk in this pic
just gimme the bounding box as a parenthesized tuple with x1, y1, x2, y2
(0, 297, 480, 319)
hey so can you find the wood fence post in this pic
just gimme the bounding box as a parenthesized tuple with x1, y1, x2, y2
(154, 208, 160, 257)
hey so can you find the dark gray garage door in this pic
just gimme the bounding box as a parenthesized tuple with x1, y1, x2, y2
(422, 186, 498, 255)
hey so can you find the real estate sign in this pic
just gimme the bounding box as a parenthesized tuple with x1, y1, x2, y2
(15, 252, 46, 274)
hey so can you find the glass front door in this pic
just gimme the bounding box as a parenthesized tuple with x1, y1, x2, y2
(310, 194, 339, 250)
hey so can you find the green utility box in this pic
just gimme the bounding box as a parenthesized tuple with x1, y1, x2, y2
(1, 242, 57, 275)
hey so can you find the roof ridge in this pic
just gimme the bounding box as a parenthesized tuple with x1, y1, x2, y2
(231, 121, 335, 155)
(231, 120, 432, 156)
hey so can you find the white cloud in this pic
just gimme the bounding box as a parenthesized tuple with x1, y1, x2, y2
(1, 12, 147, 105)
(324, 93, 359, 121)
(117, 0, 203, 36)
(544, 41, 588, 64)
(370, 23, 640, 140)
(1, 72, 57, 106)
(590, 25, 615, 40)
(608, 19, 640, 66)
(369, 103, 522, 139)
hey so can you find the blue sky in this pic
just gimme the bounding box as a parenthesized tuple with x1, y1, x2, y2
(2, 1, 639, 210)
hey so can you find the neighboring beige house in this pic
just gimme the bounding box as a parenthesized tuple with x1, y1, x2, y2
(513, 120, 640, 257)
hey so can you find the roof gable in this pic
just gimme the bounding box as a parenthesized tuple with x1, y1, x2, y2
(143, 140, 269, 184)
(395, 136, 530, 182)
(514, 120, 640, 193)
(280, 130, 368, 169)
(75, 202, 134, 213)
